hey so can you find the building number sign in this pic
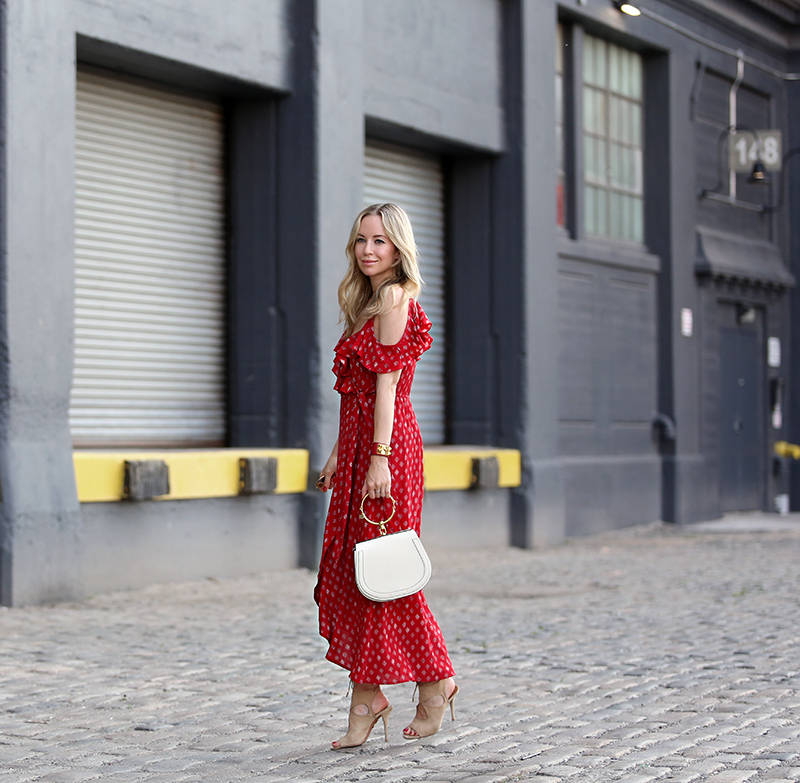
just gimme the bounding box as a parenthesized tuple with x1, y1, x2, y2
(728, 129, 782, 173)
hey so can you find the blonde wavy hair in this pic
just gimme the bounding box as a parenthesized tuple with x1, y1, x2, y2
(338, 203, 424, 335)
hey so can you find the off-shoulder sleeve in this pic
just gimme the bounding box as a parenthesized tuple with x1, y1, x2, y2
(356, 300, 433, 374)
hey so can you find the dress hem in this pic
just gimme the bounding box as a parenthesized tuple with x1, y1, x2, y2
(324, 649, 456, 686)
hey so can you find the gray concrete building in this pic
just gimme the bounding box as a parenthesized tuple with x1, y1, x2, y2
(0, 0, 797, 605)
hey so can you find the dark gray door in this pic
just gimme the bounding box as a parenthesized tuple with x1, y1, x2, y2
(720, 326, 762, 511)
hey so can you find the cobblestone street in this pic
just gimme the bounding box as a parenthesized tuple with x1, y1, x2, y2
(0, 517, 799, 782)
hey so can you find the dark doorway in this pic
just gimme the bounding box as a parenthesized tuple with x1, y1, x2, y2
(719, 325, 763, 511)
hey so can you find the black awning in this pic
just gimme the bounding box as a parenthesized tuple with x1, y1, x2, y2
(695, 226, 795, 288)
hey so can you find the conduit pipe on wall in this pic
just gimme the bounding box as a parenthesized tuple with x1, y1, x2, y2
(610, 2, 800, 81)
(728, 57, 745, 202)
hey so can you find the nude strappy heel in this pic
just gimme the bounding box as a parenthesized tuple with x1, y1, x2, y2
(403, 680, 458, 739)
(331, 699, 393, 749)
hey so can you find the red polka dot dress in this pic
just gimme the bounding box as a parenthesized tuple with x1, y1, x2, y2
(314, 299, 456, 685)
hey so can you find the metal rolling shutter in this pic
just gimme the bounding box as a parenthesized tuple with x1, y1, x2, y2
(364, 141, 446, 444)
(71, 71, 226, 446)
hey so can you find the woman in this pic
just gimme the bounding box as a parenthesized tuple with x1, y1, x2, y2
(315, 203, 458, 749)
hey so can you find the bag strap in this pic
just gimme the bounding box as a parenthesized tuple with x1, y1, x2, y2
(359, 493, 397, 536)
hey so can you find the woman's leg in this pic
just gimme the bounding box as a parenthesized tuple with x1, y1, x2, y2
(331, 683, 392, 749)
(403, 677, 458, 739)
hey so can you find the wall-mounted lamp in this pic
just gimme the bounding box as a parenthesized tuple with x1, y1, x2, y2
(736, 303, 757, 325)
(749, 160, 767, 183)
(613, 1, 641, 15)
(699, 128, 799, 213)
(698, 125, 773, 212)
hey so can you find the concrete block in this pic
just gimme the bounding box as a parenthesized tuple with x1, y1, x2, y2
(123, 460, 170, 501)
(470, 456, 500, 490)
(238, 457, 278, 495)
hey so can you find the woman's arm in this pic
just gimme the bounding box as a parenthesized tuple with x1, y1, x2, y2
(362, 288, 409, 499)
(362, 369, 401, 499)
(317, 438, 339, 492)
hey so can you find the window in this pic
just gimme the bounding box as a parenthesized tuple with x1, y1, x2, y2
(71, 71, 227, 447)
(557, 26, 644, 244)
(583, 35, 643, 242)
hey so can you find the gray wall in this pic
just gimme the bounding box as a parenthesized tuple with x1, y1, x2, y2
(0, 0, 528, 604)
(74, 0, 289, 91)
(554, 7, 665, 535)
(557, 0, 795, 527)
(82, 496, 300, 594)
(1, 0, 797, 603)
(789, 62, 800, 509)
(364, 0, 503, 153)
(556, 252, 661, 536)
(0, 2, 83, 605)
(0, 0, 293, 605)
(421, 491, 511, 553)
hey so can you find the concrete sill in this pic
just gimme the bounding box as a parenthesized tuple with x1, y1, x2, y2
(423, 447, 521, 491)
(74, 449, 309, 503)
(74, 446, 522, 503)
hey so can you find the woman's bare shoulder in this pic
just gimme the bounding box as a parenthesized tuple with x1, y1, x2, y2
(375, 286, 410, 345)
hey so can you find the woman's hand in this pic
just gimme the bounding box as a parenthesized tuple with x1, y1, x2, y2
(316, 443, 338, 492)
(362, 455, 391, 499)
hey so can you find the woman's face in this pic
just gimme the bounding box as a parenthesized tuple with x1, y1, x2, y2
(355, 214, 400, 290)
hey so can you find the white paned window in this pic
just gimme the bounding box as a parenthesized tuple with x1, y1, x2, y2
(582, 35, 643, 242)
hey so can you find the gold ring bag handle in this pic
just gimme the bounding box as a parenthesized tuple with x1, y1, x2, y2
(354, 493, 432, 602)
(359, 493, 397, 536)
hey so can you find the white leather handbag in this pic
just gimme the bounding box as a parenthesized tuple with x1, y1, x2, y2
(353, 495, 432, 602)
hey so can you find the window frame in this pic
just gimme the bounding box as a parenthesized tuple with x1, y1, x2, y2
(557, 22, 646, 247)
